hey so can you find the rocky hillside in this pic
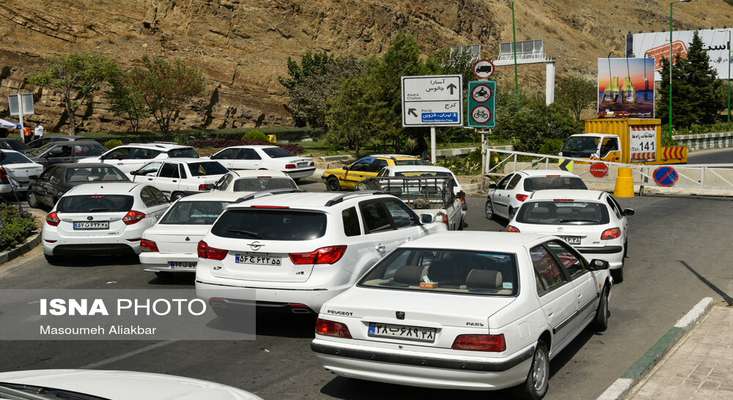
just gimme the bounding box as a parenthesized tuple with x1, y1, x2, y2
(0, 0, 731, 133)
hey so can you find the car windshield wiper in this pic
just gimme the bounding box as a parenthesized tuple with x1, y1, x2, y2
(226, 229, 261, 238)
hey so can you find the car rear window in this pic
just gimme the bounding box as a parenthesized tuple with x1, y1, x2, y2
(57, 195, 134, 213)
(66, 166, 129, 183)
(167, 148, 199, 158)
(516, 201, 610, 225)
(262, 147, 292, 158)
(393, 159, 428, 166)
(0, 152, 32, 165)
(233, 177, 296, 192)
(211, 209, 326, 240)
(523, 176, 587, 191)
(160, 201, 229, 225)
(359, 248, 518, 296)
(187, 161, 228, 176)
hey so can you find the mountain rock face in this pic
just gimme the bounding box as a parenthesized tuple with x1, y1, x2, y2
(0, 0, 731, 133)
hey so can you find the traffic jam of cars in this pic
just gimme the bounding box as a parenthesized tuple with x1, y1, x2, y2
(0, 142, 631, 399)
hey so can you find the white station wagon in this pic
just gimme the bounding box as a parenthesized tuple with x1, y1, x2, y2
(312, 232, 612, 399)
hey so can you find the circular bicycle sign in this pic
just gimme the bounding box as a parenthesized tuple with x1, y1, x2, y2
(471, 106, 492, 124)
(473, 59, 495, 79)
(471, 84, 492, 102)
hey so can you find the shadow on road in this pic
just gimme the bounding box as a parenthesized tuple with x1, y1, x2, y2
(147, 272, 196, 285)
(254, 311, 317, 339)
(320, 376, 515, 399)
(46, 255, 141, 267)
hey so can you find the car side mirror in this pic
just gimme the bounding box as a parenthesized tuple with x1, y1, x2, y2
(342, 166, 349, 171)
(588, 259, 610, 271)
(130, 170, 141, 176)
(419, 214, 434, 224)
(488, 183, 497, 189)
(622, 208, 635, 216)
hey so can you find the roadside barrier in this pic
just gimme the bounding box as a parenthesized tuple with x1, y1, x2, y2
(613, 168, 634, 198)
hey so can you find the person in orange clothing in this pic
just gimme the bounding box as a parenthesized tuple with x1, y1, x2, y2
(23, 126, 33, 144)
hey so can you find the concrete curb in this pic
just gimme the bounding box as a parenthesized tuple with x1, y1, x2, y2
(596, 297, 715, 400)
(0, 231, 41, 265)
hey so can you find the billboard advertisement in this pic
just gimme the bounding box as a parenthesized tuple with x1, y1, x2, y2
(598, 58, 656, 118)
(630, 29, 732, 81)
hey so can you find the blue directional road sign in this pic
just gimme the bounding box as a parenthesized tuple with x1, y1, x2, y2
(401, 75, 463, 127)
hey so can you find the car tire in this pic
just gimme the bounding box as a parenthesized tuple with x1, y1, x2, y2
(170, 192, 185, 201)
(326, 176, 340, 192)
(593, 285, 610, 332)
(516, 341, 550, 400)
(611, 267, 624, 283)
(484, 199, 494, 220)
(27, 192, 39, 208)
(44, 254, 63, 265)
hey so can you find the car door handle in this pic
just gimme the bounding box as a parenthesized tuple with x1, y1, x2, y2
(147, 177, 153, 181)
(172, 180, 178, 183)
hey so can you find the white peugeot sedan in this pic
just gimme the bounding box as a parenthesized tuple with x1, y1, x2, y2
(213, 169, 298, 193)
(486, 170, 587, 220)
(42, 182, 170, 264)
(312, 231, 612, 399)
(209, 145, 315, 180)
(130, 158, 229, 200)
(79, 143, 199, 174)
(507, 190, 633, 283)
(140, 191, 258, 277)
(0, 149, 44, 193)
(0, 369, 262, 400)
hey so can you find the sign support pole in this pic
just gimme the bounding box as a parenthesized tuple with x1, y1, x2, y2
(430, 127, 437, 164)
(479, 129, 488, 191)
(17, 92, 24, 141)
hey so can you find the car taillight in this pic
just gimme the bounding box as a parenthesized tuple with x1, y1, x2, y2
(0, 166, 8, 184)
(122, 210, 146, 225)
(140, 239, 159, 252)
(198, 183, 210, 191)
(197, 240, 228, 260)
(315, 318, 352, 338)
(601, 227, 621, 240)
(452, 334, 506, 352)
(289, 245, 347, 265)
(516, 193, 529, 202)
(506, 225, 520, 233)
(46, 211, 60, 226)
(436, 212, 449, 225)
(285, 163, 296, 169)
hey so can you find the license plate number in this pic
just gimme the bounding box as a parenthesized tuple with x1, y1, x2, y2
(368, 323, 436, 343)
(562, 236, 582, 245)
(234, 253, 281, 266)
(73, 221, 109, 230)
(297, 162, 309, 167)
(168, 261, 196, 269)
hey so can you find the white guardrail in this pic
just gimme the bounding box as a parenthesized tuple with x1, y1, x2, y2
(485, 148, 733, 197)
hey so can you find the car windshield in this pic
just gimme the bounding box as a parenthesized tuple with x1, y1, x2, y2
(66, 166, 129, 183)
(523, 176, 587, 191)
(0, 140, 27, 151)
(516, 201, 610, 225)
(563, 136, 600, 153)
(26, 142, 55, 156)
(0, 382, 106, 400)
(262, 147, 292, 158)
(211, 209, 326, 240)
(187, 161, 228, 176)
(233, 177, 296, 192)
(167, 148, 199, 158)
(160, 201, 229, 225)
(0, 152, 32, 165)
(359, 248, 518, 296)
(57, 195, 134, 213)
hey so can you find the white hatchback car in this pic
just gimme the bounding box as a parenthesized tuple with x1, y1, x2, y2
(213, 169, 298, 192)
(0, 149, 44, 193)
(42, 182, 170, 263)
(196, 192, 436, 313)
(130, 158, 229, 200)
(486, 170, 587, 220)
(79, 143, 199, 174)
(140, 191, 260, 276)
(312, 231, 612, 399)
(507, 189, 633, 283)
(209, 145, 315, 180)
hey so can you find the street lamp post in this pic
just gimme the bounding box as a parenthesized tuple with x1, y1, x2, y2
(511, 0, 519, 99)
(668, 0, 693, 143)
(727, 29, 732, 122)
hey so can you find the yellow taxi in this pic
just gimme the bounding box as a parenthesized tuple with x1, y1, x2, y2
(322, 154, 426, 191)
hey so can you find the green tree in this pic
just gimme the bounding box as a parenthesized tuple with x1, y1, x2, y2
(108, 71, 148, 133)
(126, 56, 206, 135)
(29, 53, 119, 133)
(657, 31, 724, 130)
(556, 75, 596, 121)
(325, 72, 382, 154)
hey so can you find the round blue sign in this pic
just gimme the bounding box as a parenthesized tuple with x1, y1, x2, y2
(653, 166, 679, 187)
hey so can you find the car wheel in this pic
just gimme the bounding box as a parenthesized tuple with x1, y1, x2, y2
(44, 254, 63, 265)
(27, 192, 39, 208)
(326, 176, 341, 192)
(170, 192, 185, 201)
(611, 267, 624, 283)
(593, 286, 610, 332)
(517, 341, 550, 400)
(484, 199, 494, 220)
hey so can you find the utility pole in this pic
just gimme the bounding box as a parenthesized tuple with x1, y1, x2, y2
(511, 0, 519, 99)
(668, 1, 674, 143)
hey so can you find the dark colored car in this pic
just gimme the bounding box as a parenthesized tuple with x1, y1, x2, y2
(0, 138, 28, 152)
(27, 163, 130, 209)
(26, 136, 82, 149)
(26, 140, 106, 167)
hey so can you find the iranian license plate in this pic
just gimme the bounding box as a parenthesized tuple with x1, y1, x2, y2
(234, 253, 282, 266)
(562, 236, 582, 245)
(368, 322, 437, 343)
(168, 261, 197, 269)
(73, 221, 109, 230)
(297, 162, 309, 167)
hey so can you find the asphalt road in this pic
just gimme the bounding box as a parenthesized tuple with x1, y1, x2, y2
(1, 179, 732, 399)
(688, 147, 733, 164)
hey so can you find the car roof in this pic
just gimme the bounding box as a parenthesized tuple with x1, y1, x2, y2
(64, 182, 141, 196)
(226, 145, 277, 149)
(229, 169, 289, 178)
(404, 231, 552, 253)
(369, 154, 420, 159)
(52, 163, 118, 169)
(54, 140, 102, 145)
(230, 192, 390, 210)
(384, 165, 451, 173)
(570, 133, 617, 138)
(178, 191, 259, 202)
(122, 143, 193, 151)
(159, 158, 211, 163)
(516, 169, 581, 178)
(529, 189, 606, 201)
